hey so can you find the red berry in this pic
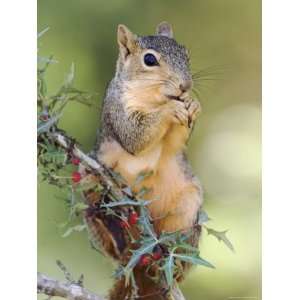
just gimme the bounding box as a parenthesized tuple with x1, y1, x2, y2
(128, 211, 138, 225)
(39, 114, 49, 121)
(152, 251, 162, 261)
(120, 220, 130, 229)
(72, 171, 81, 183)
(71, 157, 81, 165)
(139, 254, 151, 266)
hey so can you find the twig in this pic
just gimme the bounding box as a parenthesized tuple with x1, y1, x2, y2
(52, 132, 124, 199)
(56, 259, 75, 283)
(37, 272, 185, 300)
(37, 272, 105, 300)
(171, 285, 186, 300)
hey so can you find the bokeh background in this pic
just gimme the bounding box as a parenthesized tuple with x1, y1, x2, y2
(38, 0, 261, 299)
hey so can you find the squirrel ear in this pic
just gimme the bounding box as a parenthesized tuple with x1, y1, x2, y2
(117, 24, 137, 59)
(156, 22, 173, 38)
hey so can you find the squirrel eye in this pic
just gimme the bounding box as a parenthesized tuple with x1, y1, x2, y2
(144, 53, 159, 67)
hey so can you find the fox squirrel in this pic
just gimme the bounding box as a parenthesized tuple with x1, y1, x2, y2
(84, 22, 203, 299)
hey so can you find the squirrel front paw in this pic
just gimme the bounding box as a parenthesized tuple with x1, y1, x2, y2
(170, 101, 189, 127)
(181, 95, 201, 128)
(168, 95, 201, 128)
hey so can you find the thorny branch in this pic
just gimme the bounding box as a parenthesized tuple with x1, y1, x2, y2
(37, 272, 186, 300)
(37, 272, 105, 300)
(52, 131, 125, 198)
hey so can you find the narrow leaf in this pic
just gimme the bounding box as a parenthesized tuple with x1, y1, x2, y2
(198, 210, 211, 225)
(37, 113, 62, 134)
(62, 224, 86, 238)
(124, 239, 157, 272)
(163, 254, 174, 287)
(64, 63, 75, 87)
(205, 227, 235, 252)
(38, 27, 50, 39)
(173, 253, 215, 269)
(176, 243, 200, 253)
(101, 198, 149, 208)
(139, 206, 156, 239)
(73, 202, 89, 213)
(134, 170, 153, 186)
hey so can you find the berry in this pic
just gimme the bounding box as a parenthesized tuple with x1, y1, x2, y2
(39, 114, 49, 121)
(139, 254, 151, 266)
(120, 220, 130, 229)
(71, 171, 81, 183)
(128, 211, 138, 225)
(152, 245, 163, 260)
(71, 157, 81, 165)
(152, 250, 162, 261)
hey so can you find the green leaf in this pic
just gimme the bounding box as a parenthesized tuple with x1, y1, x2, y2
(38, 76, 47, 97)
(138, 206, 156, 239)
(100, 198, 149, 208)
(64, 63, 75, 87)
(62, 224, 86, 238)
(37, 113, 62, 134)
(121, 234, 176, 277)
(175, 243, 200, 253)
(73, 202, 89, 213)
(113, 265, 125, 279)
(162, 254, 174, 287)
(136, 186, 152, 198)
(38, 27, 50, 39)
(121, 239, 157, 276)
(198, 210, 210, 225)
(173, 253, 215, 269)
(205, 227, 235, 252)
(122, 186, 133, 197)
(38, 56, 58, 64)
(134, 170, 153, 186)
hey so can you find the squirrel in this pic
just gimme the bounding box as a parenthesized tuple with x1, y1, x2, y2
(83, 22, 203, 300)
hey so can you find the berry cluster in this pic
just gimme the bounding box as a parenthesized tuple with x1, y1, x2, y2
(139, 246, 163, 266)
(120, 211, 139, 229)
(70, 156, 81, 183)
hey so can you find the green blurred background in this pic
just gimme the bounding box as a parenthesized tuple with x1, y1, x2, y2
(38, 0, 261, 299)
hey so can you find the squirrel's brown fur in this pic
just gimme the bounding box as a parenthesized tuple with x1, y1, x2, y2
(84, 22, 203, 299)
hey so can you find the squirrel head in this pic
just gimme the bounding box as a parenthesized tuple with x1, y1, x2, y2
(115, 22, 192, 106)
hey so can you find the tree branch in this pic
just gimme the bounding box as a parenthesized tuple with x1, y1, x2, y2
(38, 272, 185, 300)
(37, 272, 105, 300)
(52, 132, 125, 199)
(171, 286, 186, 300)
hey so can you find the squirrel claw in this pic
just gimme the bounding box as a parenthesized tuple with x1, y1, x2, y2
(172, 102, 189, 126)
(182, 94, 193, 108)
(187, 99, 201, 127)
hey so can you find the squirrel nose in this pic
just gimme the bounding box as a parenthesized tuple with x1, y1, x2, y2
(179, 80, 192, 93)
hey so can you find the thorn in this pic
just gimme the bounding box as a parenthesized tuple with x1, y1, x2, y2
(56, 260, 74, 283)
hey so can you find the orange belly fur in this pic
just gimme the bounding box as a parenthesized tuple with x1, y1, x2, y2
(98, 124, 200, 233)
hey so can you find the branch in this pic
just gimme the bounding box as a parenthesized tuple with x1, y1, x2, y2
(38, 272, 185, 300)
(52, 132, 125, 199)
(171, 285, 186, 300)
(37, 272, 105, 300)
